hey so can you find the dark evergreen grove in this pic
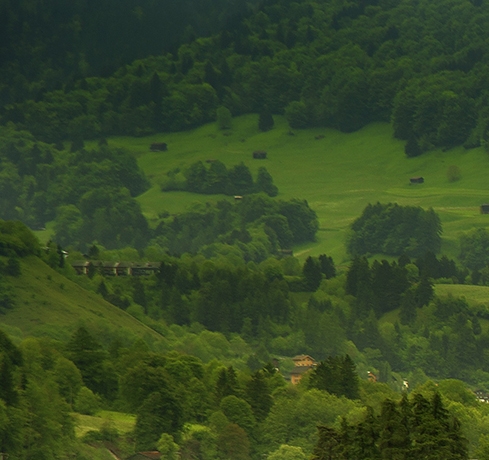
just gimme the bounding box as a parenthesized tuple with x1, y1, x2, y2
(3, 1, 489, 458)
(1, 0, 489, 154)
(312, 392, 469, 460)
(347, 202, 442, 257)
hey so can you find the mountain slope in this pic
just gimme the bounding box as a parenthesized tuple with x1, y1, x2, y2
(0, 256, 165, 345)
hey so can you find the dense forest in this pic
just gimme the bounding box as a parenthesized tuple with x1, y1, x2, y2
(2, 0, 489, 154)
(3, 0, 489, 459)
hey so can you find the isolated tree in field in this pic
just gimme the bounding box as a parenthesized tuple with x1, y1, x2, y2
(259, 108, 274, 132)
(255, 167, 278, 197)
(217, 106, 232, 130)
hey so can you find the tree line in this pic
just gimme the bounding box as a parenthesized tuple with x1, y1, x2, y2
(2, 0, 489, 154)
(163, 160, 278, 197)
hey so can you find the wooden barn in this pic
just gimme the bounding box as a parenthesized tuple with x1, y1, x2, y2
(409, 176, 424, 184)
(253, 150, 267, 159)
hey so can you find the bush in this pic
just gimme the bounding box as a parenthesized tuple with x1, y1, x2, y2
(74, 386, 101, 415)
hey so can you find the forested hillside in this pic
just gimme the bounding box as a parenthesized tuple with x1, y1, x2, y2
(2, 0, 489, 154)
(3, 0, 489, 459)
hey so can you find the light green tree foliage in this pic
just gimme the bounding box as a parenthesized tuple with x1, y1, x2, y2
(53, 204, 83, 248)
(263, 389, 360, 454)
(53, 356, 83, 407)
(74, 386, 101, 415)
(267, 444, 307, 460)
(476, 434, 489, 460)
(157, 433, 179, 460)
(220, 395, 256, 434)
(180, 424, 218, 460)
(459, 228, 489, 270)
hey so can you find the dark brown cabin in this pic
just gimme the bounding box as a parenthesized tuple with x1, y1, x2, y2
(150, 142, 167, 151)
(253, 150, 267, 159)
(481, 204, 489, 214)
(409, 176, 424, 184)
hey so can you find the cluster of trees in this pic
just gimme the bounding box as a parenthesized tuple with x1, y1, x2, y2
(5, 321, 479, 460)
(164, 160, 278, 197)
(309, 355, 359, 400)
(347, 202, 442, 257)
(0, 330, 76, 458)
(0, 0, 259, 84)
(313, 392, 468, 460)
(2, 0, 489, 153)
(152, 194, 318, 258)
(0, 127, 150, 249)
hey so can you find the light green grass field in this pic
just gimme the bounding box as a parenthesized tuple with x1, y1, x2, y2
(73, 410, 136, 438)
(435, 284, 489, 306)
(103, 115, 489, 264)
(0, 256, 165, 344)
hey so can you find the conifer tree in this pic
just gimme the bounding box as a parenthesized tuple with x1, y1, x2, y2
(244, 370, 273, 422)
(318, 254, 336, 279)
(258, 108, 274, 132)
(399, 287, 417, 325)
(340, 355, 360, 400)
(302, 256, 322, 291)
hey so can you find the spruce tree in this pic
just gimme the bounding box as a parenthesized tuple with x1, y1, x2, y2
(340, 355, 360, 400)
(258, 108, 274, 132)
(302, 256, 322, 291)
(318, 254, 336, 279)
(244, 370, 273, 422)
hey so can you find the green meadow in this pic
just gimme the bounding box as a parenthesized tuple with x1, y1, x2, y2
(107, 115, 489, 265)
(0, 256, 165, 345)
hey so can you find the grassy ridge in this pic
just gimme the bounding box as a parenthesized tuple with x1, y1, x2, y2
(0, 256, 165, 345)
(105, 115, 489, 264)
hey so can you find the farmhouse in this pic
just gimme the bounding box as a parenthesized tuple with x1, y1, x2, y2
(150, 142, 167, 151)
(481, 204, 489, 214)
(409, 176, 424, 184)
(289, 354, 317, 385)
(130, 262, 160, 276)
(71, 260, 91, 275)
(253, 150, 267, 159)
(71, 261, 160, 277)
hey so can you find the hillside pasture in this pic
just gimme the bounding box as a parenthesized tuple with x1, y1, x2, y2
(106, 115, 489, 264)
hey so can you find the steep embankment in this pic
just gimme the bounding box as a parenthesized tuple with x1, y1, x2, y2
(0, 256, 165, 345)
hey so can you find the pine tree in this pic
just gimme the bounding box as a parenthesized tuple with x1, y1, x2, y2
(244, 370, 272, 422)
(415, 275, 434, 308)
(302, 256, 322, 291)
(340, 355, 359, 400)
(399, 287, 417, 325)
(319, 254, 336, 279)
(255, 167, 278, 197)
(312, 426, 341, 460)
(258, 108, 274, 132)
(215, 366, 239, 403)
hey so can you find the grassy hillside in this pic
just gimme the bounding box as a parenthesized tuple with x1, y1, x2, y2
(104, 115, 489, 265)
(0, 256, 166, 346)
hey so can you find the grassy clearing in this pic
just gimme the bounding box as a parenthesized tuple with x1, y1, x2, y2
(73, 410, 136, 438)
(435, 284, 489, 306)
(101, 116, 489, 264)
(0, 256, 165, 344)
